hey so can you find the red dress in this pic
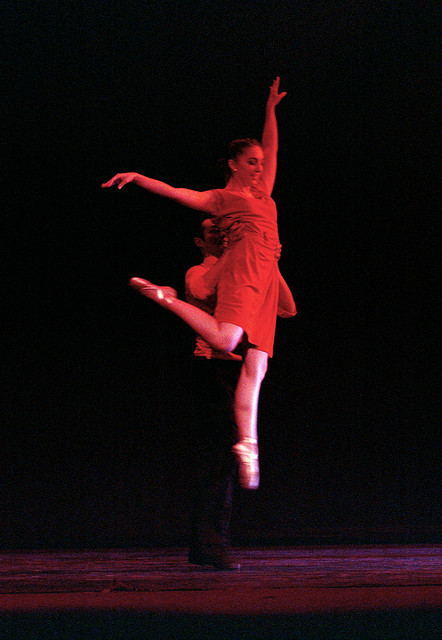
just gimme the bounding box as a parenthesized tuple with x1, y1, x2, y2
(211, 185, 287, 357)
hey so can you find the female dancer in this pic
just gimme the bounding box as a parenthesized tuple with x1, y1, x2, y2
(102, 77, 296, 489)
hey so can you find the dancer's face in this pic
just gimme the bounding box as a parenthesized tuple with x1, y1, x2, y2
(229, 145, 265, 187)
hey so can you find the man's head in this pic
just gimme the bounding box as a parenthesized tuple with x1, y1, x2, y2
(194, 218, 227, 258)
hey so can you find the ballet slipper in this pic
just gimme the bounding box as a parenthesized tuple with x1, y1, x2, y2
(233, 437, 260, 490)
(129, 277, 177, 305)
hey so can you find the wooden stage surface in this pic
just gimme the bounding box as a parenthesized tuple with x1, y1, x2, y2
(0, 545, 441, 638)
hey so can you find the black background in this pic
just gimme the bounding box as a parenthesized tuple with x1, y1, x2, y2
(3, 1, 439, 548)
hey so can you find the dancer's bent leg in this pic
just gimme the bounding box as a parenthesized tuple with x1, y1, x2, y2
(129, 277, 244, 353)
(232, 348, 268, 490)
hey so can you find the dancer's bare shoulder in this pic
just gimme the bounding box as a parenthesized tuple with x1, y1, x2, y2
(173, 188, 218, 213)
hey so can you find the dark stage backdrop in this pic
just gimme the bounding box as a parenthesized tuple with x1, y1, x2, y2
(3, 1, 439, 548)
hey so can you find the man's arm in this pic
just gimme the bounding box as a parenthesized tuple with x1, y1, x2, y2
(185, 254, 228, 301)
(185, 261, 216, 301)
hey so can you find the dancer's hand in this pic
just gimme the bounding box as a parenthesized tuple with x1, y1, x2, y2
(101, 173, 138, 189)
(266, 76, 287, 110)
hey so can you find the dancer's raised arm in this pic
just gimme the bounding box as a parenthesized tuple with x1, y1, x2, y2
(260, 77, 287, 195)
(101, 172, 216, 213)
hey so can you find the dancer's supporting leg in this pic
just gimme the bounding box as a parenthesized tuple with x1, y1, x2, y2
(232, 348, 268, 489)
(130, 277, 266, 489)
(129, 278, 244, 353)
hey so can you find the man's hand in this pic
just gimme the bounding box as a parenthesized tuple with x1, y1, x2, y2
(229, 221, 246, 243)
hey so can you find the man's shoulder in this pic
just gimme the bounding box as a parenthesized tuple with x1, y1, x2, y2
(185, 263, 206, 280)
(186, 256, 218, 277)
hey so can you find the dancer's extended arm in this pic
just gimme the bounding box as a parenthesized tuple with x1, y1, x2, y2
(101, 172, 216, 213)
(261, 77, 287, 195)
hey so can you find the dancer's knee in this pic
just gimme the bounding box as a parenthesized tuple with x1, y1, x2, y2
(243, 349, 268, 382)
(215, 335, 241, 353)
(215, 323, 243, 353)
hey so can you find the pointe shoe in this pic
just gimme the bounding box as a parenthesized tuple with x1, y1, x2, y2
(233, 437, 260, 490)
(129, 277, 177, 304)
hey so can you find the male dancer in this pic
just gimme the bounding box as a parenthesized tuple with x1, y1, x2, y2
(186, 218, 242, 570)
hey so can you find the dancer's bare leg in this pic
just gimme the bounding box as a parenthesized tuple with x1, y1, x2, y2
(130, 277, 266, 489)
(129, 277, 244, 353)
(233, 348, 268, 490)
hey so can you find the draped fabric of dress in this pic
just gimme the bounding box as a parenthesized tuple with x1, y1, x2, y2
(211, 184, 287, 358)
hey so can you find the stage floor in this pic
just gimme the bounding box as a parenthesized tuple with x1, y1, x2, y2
(0, 545, 440, 611)
(0, 545, 440, 639)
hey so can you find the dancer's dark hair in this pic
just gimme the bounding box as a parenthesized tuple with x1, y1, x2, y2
(218, 138, 262, 184)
